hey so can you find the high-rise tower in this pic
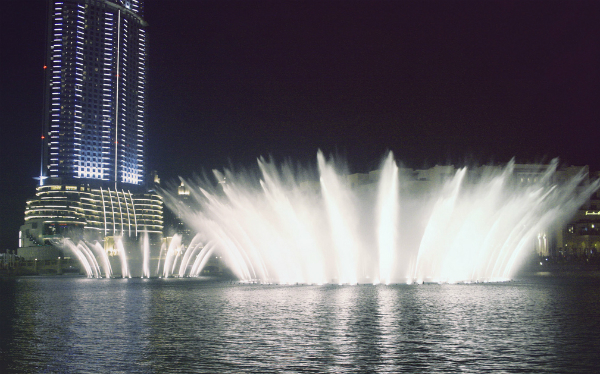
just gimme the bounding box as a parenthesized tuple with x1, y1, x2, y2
(19, 0, 163, 272)
(41, 0, 148, 188)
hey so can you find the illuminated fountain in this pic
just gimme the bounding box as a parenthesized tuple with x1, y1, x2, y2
(56, 151, 598, 283)
(58, 232, 154, 278)
(160, 151, 599, 284)
(57, 231, 190, 278)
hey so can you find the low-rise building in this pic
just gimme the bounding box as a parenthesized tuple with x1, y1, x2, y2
(19, 178, 163, 262)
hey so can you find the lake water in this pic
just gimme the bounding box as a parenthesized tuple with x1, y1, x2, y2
(1, 275, 599, 373)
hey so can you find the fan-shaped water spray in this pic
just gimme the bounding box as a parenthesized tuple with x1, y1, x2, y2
(161, 151, 599, 284)
(59, 238, 146, 278)
(55, 152, 598, 283)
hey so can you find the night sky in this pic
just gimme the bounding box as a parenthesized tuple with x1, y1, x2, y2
(1, 0, 599, 250)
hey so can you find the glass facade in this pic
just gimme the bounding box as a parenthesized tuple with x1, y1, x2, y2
(43, 0, 147, 187)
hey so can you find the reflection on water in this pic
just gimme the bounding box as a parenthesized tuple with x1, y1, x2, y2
(1, 276, 599, 373)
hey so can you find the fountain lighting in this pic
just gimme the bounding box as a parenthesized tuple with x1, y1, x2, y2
(78, 242, 101, 278)
(162, 235, 181, 278)
(91, 241, 112, 278)
(116, 238, 131, 278)
(54, 151, 599, 284)
(142, 232, 150, 278)
(57, 238, 136, 278)
(161, 151, 599, 284)
(377, 152, 398, 285)
(60, 239, 94, 277)
(178, 234, 203, 277)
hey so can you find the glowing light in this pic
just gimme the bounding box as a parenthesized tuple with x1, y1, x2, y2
(159, 152, 599, 284)
(43, 154, 598, 283)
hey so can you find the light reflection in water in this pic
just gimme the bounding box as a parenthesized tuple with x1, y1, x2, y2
(378, 286, 399, 371)
(1, 277, 599, 373)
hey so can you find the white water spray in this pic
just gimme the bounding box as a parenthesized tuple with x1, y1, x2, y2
(161, 151, 599, 284)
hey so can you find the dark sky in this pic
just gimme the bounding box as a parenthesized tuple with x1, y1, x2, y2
(1, 0, 599, 250)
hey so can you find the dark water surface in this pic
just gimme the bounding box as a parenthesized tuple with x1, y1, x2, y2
(1, 276, 599, 373)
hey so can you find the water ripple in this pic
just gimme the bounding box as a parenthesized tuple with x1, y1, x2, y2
(1, 277, 599, 373)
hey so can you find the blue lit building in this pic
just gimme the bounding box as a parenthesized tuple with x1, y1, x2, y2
(41, 0, 148, 188)
(19, 0, 163, 268)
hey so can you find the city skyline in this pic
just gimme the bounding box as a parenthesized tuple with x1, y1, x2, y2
(2, 0, 600, 249)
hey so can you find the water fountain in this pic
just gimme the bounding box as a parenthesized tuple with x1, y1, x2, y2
(161, 151, 599, 284)
(59, 151, 599, 283)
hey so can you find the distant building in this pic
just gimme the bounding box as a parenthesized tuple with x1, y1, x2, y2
(557, 187, 600, 258)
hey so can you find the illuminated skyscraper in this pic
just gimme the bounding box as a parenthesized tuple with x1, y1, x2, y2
(19, 0, 162, 270)
(41, 0, 148, 188)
